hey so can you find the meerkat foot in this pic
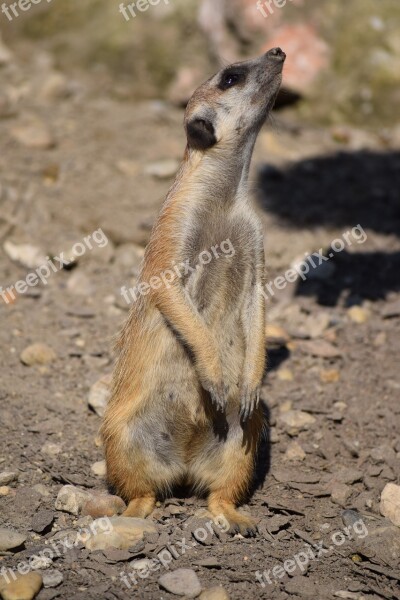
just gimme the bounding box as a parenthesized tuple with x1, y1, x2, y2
(208, 495, 257, 538)
(123, 496, 156, 518)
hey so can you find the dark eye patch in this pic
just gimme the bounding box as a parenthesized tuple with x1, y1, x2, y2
(218, 67, 247, 91)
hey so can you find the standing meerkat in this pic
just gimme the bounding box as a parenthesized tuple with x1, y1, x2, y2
(102, 48, 286, 536)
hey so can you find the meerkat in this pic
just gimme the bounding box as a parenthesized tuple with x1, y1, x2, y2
(102, 48, 286, 536)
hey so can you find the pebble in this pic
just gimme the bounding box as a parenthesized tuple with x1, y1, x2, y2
(41, 569, 63, 589)
(31, 510, 55, 534)
(116, 159, 140, 177)
(145, 159, 179, 180)
(0, 528, 27, 551)
(40, 442, 62, 456)
(331, 483, 352, 507)
(159, 569, 202, 598)
(3, 241, 47, 270)
(0, 472, 17, 486)
(278, 410, 316, 435)
(11, 118, 55, 150)
(66, 271, 93, 296)
(0, 572, 42, 600)
(380, 483, 400, 527)
(200, 588, 230, 600)
(20, 344, 57, 366)
(284, 441, 306, 461)
(81, 492, 125, 518)
(300, 340, 342, 359)
(0, 487, 10, 496)
(88, 374, 112, 417)
(0, 36, 12, 65)
(347, 306, 370, 324)
(90, 460, 106, 477)
(277, 368, 294, 382)
(38, 72, 69, 102)
(55, 485, 91, 515)
(85, 516, 157, 551)
(382, 299, 400, 319)
(265, 324, 290, 347)
(320, 369, 340, 383)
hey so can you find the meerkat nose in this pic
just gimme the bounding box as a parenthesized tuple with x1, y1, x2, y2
(265, 47, 286, 61)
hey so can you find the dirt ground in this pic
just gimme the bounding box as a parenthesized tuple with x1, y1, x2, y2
(0, 38, 400, 600)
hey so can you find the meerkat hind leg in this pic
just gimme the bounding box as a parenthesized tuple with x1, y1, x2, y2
(208, 487, 257, 537)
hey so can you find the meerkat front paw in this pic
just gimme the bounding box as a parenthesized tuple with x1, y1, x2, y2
(202, 379, 228, 412)
(239, 385, 260, 421)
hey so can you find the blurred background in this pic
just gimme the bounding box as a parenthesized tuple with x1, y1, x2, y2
(1, 2, 400, 599)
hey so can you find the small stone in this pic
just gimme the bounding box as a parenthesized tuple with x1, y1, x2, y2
(265, 324, 290, 347)
(347, 306, 370, 324)
(0, 528, 27, 551)
(116, 159, 140, 177)
(20, 343, 56, 366)
(278, 410, 316, 435)
(41, 443, 62, 456)
(284, 441, 306, 461)
(0, 572, 42, 600)
(200, 587, 230, 600)
(85, 516, 157, 551)
(66, 271, 93, 296)
(159, 569, 202, 598)
(0, 487, 10, 496)
(300, 340, 342, 359)
(0, 35, 12, 65)
(320, 369, 340, 383)
(145, 159, 179, 180)
(380, 483, 400, 527)
(31, 510, 54, 534)
(382, 299, 400, 319)
(55, 485, 90, 515)
(38, 72, 69, 102)
(32, 484, 50, 497)
(90, 460, 106, 477)
(277, 368, 294, 382)
(88, 374, 112, 417)
(0, 472, 17, 486)
(11, 118, 55, 149)
(3, 241, 47, 269)
(331, 484, 352, 507)
(41, 569, 63, 589)
(81, 492, 125, 518)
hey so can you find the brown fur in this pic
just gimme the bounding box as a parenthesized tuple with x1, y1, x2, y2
(102, 49, 286, 536)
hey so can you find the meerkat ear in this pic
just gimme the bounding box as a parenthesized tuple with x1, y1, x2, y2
(186, 116, 217, 151)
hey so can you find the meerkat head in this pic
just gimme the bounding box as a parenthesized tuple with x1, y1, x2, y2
(184, 48, 286, 153)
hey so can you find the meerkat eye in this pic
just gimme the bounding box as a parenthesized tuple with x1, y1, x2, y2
(219, 69, 246, 91)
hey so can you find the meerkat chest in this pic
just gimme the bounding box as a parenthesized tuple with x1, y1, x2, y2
(181, 208, 263, 315)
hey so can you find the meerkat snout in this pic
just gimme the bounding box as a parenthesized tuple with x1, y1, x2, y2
(185, 48, 286, 151)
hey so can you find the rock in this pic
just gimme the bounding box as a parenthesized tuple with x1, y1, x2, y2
(20, 344, 57, 366)
(31, 510, 54, 534)
(66, 271, 93, 296)
(90, 460, 106, 478)
(55, 485, 90, 516)
(38, 72, 69, 102)
(200, 587, 230, 600)
(277, 368, 294, 382)
(85, 517, 157, 551)
(0, 472, 17, 486)
(116, 159, 140, 177)
(159, 569, 202, 598)
(11, 118, 55, 150)
(265, 324, 290, 347)
(0, 528, 27, 551)
(331, 484, 352, 507)
(284, 441, 306, 461)
(145, 159, 179, 180)
(41, 570, 63, 589)
(347, 306, 370, 324)
(382, 299, 400, 319)
(55, 485, 125, 518)
(285, 575, 321, 598)
(0, 487, 10, 496)
(0, 35, 12, 65)
(0, 572, 42, 600)
(32, 484, 51, 497)
(278, 411, 316, 435)
(81, 492, 125, 518)
(380, 483, 400, 527)
(3, 241, 47, 269)
(300, 340, 342, 359)
(40, 442, 62, 456)
(88, 374, 112, 417)
(320, 369, 340, 383)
